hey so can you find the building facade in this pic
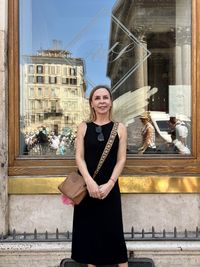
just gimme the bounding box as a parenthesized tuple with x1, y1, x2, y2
(22, 49, 87, 134)
(1, 0, 200, 266)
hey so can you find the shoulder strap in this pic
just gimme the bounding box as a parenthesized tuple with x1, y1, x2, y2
(93, 122, 119, 178)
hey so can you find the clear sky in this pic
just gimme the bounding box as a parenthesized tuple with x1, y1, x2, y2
(20, 0, 116, 93)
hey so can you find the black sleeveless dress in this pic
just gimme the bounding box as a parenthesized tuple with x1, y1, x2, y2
(71, 121, 128, 265)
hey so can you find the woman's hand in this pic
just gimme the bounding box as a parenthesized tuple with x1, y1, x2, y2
(98, 180, 114, 200)
(85, 178, 101, 199)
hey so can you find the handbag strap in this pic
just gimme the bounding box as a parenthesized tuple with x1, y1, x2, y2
(93, 121, 119, 178)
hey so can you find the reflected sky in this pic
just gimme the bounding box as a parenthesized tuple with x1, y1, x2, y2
(20, 0, 116, 94)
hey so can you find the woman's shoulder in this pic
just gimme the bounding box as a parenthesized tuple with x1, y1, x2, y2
(77, 121, 88, 136)
(114, 121, 127, 138)
(78, 121, 87, 127)
(114, 121, 126, 130)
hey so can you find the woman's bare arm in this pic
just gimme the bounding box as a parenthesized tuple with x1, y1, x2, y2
(75, 122, 101, 199)
(99, 122, 127, 199)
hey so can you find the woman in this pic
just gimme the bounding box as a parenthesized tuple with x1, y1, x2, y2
(138, 113, 156, 154)
(71, 85, 128, 267)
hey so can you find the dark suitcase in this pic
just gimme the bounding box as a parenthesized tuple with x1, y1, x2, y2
(60, 258, 154, 267)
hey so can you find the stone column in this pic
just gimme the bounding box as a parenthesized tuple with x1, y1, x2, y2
(175, 26, 191, 86)
(174, 26, 183, 85)
(175, 45, 182, 85)
(133, 28, 148, 90)
(143, 41, 148, 87)
(134, 44, 144, 89)
(0, 0, 8, 235)
(182, 27, 191, 85)
(182, 43, 191, 85)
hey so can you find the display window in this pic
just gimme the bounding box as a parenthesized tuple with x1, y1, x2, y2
(8, 0, 200, 183)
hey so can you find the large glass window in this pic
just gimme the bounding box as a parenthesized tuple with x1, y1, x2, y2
(19, 0, 192, 157)
(9, 0, 200, 177)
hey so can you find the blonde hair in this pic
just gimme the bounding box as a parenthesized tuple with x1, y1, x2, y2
(88, 85, 113, 121)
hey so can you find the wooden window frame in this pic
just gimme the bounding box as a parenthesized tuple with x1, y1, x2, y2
(8, 0, 200, 177)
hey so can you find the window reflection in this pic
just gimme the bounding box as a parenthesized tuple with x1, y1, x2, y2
(109, 0, 192, 155)
(21, 48, 88, 156)
(19, 0, 192, 157)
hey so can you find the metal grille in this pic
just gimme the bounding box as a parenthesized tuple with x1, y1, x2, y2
(1, 227, 200, 242)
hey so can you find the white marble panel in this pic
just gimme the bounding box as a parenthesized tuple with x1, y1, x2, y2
(9, 194, 200, 234)
(9, 195, 74, 233)
(121, 194, 200, 232)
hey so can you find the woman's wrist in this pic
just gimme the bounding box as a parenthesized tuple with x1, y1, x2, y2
(109, 178, 116, 185)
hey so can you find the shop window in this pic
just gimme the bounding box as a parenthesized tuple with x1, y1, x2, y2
(8, 0, 200, 176)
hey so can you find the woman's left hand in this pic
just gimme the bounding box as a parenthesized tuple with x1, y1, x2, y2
(98, 180, 114, 200)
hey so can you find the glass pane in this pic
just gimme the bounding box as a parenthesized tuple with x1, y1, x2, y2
(19, 0, 192, 157)
(109, 0, 192, 155)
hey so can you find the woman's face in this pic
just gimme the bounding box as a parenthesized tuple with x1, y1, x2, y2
(91, 88, 112, 116)
(140, 118, 148, 125)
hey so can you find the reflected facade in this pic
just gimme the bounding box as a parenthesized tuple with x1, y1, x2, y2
(19, 0, 192, 156)
(20, 48, 89, 156)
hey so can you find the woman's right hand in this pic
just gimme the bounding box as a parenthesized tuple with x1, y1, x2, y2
(85, 178, 101, 199)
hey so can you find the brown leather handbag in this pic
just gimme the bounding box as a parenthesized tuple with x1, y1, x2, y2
(58, 122, 119, 205)
(58, 171, 87, 205)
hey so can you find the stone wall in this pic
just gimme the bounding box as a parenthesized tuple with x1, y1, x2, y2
(0, 0, 8, 235)
(8, 194, 200, 233)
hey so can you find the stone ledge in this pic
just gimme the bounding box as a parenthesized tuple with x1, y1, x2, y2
(127, 240, 200, 252)
(1, 241, 200, 267)
(1, 241, 200, 253)
(0, 242, 71, 267)
(0, 241, 71, 253)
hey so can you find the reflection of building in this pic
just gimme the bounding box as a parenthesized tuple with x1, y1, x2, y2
(108, 0, 192, 154)
(22, 48, 89, 134)
(107, 0, 191, 113)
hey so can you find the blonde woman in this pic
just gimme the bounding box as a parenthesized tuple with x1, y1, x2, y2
(71, 85, 128, 267)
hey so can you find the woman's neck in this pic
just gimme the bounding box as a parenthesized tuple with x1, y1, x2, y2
(94, 115, 111, 125)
